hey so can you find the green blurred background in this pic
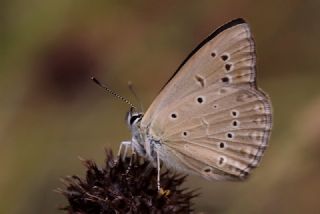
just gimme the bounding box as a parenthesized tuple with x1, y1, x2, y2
(1, 0, 320, 213)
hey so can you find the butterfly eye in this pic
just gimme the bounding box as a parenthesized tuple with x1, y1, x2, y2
(128, 113, 142, 126)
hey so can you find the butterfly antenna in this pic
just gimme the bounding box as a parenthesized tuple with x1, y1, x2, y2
(128, 81, 144, 112)
(91, 76, 136, 109)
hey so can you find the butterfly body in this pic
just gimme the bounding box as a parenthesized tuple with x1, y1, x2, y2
(126, 18, 272, 182)
(128, 113, 195, 175)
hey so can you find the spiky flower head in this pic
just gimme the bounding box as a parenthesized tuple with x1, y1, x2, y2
(58, 150, 197, 213)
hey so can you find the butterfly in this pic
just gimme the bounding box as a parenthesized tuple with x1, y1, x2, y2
(108, 18, 272, 190)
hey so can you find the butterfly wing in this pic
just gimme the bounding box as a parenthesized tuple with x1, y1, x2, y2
(141, 18, 272, 180)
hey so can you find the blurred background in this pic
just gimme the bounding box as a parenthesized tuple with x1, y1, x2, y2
(1, 0, 320, 213)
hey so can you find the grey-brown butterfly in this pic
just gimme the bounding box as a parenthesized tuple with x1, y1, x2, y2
(119, 18, 272, 190)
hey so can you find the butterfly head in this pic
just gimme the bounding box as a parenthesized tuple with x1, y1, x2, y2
(126, 107, 143, 129)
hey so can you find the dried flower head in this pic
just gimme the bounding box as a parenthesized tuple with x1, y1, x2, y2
(58, 149, 197, 213)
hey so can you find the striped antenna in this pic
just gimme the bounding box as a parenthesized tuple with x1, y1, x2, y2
(91, 76, 136, 109)
(128, 81, 144, 112)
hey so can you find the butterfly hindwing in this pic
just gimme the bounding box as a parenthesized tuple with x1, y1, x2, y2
(141, 18, 272, 180)
(159, 88, 271, 180)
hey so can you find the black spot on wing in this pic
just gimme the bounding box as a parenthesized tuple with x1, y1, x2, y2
(195, 75, 205, 87)
(160, 18, 246, 91)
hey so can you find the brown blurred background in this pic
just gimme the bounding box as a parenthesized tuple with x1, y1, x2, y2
(1, 0, 320, 213)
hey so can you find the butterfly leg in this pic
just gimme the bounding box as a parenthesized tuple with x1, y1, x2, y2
(157, 150, 161, 191)
(126, 142, 136, 174)
(123, 143, 129, 160)
(117, 141, 131, 161)
(156, 151, 170, 196)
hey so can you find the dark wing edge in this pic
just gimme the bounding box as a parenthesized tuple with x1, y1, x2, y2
(161, 18, 246, 90)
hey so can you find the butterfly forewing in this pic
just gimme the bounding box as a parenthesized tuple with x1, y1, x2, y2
(141, 18, 272, 180)
(142, 19, 255, 125)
